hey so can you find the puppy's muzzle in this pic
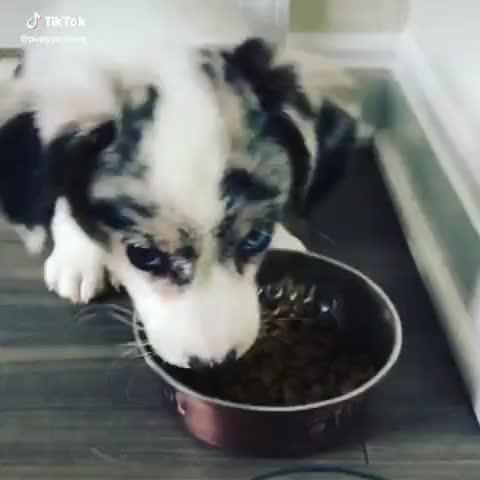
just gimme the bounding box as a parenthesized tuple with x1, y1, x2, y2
(133, 264, 261, 369)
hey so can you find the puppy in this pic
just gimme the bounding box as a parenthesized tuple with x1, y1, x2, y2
(0, 0, 364, 368)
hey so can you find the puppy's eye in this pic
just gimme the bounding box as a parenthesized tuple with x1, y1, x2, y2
(126, 244, 170, 276)
(238, 225, 273, 256)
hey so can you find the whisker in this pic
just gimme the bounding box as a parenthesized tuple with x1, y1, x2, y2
(73, 306, 99, 322)
(74, 312, 98, 324)
(315, 231, 336, 245)
(120, 347, 149, 360)
(120, 346, 139, 358)
(74, 303, 142, 330)
(108, 312, 136, 328)
(106, 349, 145, 376)
(107, 304, 135, 316)
(121, 340, 150, 349)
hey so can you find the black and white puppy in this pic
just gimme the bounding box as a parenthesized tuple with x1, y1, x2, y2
(0, 1, 364, 368)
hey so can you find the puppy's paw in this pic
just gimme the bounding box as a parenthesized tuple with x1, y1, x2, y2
(44, 198, 107, 304)
(44, 244, 106, 304)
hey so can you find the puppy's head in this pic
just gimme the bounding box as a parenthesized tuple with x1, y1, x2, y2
(47, 39, 360, 368)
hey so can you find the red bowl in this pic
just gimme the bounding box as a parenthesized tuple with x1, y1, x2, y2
(134, 250, 402, 457)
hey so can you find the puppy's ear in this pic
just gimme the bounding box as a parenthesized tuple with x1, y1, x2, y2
(300, 100, 359, 215)
(0, 60, 54, 237)
(270, 48, 368, 216)
(51, 120, 116, 160)
(48, 120, 117, 232)
(221, 39, 369, 216)
(222, 37, 305, 112)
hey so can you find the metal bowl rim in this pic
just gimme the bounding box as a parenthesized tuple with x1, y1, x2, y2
(134, 249, 403, 413)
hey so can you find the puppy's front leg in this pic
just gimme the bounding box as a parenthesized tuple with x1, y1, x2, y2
(44, 198, 106, 303)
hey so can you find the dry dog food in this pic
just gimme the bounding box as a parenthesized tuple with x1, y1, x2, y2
(158, 288, 377, 407)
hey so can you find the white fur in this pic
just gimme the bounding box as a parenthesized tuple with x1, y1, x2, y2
(145, 55, 227, 231)
(14, 225, 47, 255)
(45, 198, 106, 303)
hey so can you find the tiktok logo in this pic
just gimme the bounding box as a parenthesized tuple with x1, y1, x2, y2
(26, 11, 41, 30)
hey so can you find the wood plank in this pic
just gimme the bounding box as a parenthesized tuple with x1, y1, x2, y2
(363, 296, 479, 462)
(1, 463, 480, 480)
(364, 325, 479, 459)
(0, 291, 66, 306)
(0, 354, 364, 466)
(0, 410, 364, 469)
(365, 406, 480, 462)
(0, 242, 44, 292)
(0, 359, 157, 410)
(0, 304, 132, 348)
(368, 464, 480, 480)
(0, 227, 18, 242)
(0, 217, 18, 241)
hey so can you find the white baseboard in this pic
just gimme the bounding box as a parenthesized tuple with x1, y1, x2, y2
(286, 33, 398, 68)
(376, 135, 480, 423)
(394, 33, 480, 234)
(393, 33, 480, 424)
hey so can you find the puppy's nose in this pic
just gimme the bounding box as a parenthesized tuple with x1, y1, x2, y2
(188, 350, 238, 371)
(187, 356, 211, 372)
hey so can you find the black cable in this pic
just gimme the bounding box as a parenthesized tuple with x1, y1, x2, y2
(251, 465, 388, 480)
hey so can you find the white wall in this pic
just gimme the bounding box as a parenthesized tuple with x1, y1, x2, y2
(407, 0, 480, 126)
(237, 0, 289, 41)
(290, 0, 408, 33)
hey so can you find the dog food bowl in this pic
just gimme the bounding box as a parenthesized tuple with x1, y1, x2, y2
(133, 250, 402, 457)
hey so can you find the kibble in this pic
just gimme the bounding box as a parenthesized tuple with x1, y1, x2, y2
(157, 285, 377, 407)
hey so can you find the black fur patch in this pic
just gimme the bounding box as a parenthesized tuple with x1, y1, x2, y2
(48, 120, 117, 242)
(260, 113, 311, 212)
(303, 100, 357, 214)
(217, 166, 281, 267)
(224, 38, 358, 215)
(216, 201, 280, 271)
(222, 168, 279, 202)
(90, 195, 156, 233)
(14, 61, 23, 78)
(199, 49, 218, 82)
(0, 112, 54, 229)
(116, 85, 158, 165)
(222, 38, 317, 214)
(221, 37, 360, 219)
(223, 38, 313, 116)
(201, 61, 217, 82)
(170, 245, 197, 286)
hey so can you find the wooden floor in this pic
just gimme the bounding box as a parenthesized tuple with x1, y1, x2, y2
(1, 150, 479, 480)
